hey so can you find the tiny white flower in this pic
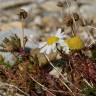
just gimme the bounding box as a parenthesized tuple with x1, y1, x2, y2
(62, 43, 70, 54)
(39, 28, 69, 54)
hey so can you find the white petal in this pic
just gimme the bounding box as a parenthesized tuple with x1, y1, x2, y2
(58, 34, 68, 39)
(57, 34, 64, 39)
(56, 28, 69, 39)
(63, 46, 70, 54)
(39, 42, 47, 48)
(56, 34, 62, 38)
(56, 28, 62, 36)
(40, 45, 48, 53)
(58, 40, 65, 46)
(60, 34, 68, 38)
(52, 44, 57, 52)
(46, 46, 52, 54)
(65, 49, 70, 54)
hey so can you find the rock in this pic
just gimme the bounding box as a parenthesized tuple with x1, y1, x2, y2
(49, 67, 62, 78)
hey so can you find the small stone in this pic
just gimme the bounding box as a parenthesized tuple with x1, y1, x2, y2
(49, 67, 62, 78)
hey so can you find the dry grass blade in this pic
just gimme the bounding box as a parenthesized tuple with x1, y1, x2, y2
(0, 81, 29, 96)
(44, 54, 76, 96)
(83, 78, 93, 88)
(65, 0, 78, 35)
(29, 74, 56, 96)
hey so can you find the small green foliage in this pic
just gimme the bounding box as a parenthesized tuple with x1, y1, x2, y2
(17, 55, 23, 62)
(0, 34, 23, 52)
(0, 55, 12, 68)
(82, 81, 96, 96)
(0, 55, 4, 62)
(83, 86, 96, 96)
(0, 61, 12, 68)
(92, 50, 96, 59)
(28, 64, 33, 71)
(52, 58, 67, 67)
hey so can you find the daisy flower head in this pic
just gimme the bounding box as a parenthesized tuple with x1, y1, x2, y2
(65, 36, 84, 50)
(39, 28, 68, 54)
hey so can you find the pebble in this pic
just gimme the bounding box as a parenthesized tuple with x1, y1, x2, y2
(49, 67, 62, 78)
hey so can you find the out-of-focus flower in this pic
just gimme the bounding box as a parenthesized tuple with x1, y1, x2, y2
(65, 36, 84, 50)
(39, 28, 69, 54)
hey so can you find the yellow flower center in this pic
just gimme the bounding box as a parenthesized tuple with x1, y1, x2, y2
(65, 36, 84, 50)
(47, 36, 59, 45)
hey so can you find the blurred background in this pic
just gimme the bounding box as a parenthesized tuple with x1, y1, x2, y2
(0, 0, 96, 47)
(0, 0, 96, 31)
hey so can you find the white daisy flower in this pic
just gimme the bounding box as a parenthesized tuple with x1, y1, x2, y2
(39, 28, 69, 54)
